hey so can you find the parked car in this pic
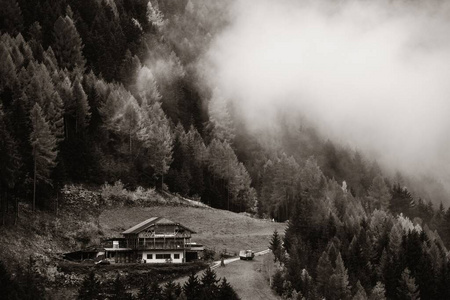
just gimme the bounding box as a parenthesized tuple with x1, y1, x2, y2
(239, 250, 255, 260)
(95, 259, 111, 265)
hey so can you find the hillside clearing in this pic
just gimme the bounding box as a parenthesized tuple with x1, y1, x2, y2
(99, 206, 286, 255)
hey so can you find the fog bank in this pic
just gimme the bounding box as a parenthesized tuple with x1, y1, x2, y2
(203, 0, 450, 185)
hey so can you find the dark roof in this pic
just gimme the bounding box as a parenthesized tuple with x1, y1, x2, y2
(122, 216, 196, 235)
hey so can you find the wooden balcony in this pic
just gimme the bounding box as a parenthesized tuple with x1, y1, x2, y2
(136, 239, 192, 249)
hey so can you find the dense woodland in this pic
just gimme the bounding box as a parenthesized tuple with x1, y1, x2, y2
(1, 0, 450, 298)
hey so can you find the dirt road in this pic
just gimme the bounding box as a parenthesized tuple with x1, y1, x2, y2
(177, 250, 279, 300)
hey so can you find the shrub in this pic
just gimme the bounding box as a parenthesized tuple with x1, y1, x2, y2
(101, 180, 127, 205)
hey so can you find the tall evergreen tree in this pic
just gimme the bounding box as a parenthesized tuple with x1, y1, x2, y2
(370, 282, 386, 300)
(269, 229, 282, 262)
(368, 176, 391, 210)
(72, 77, 91, 133)
(316, 250, 333, 298)
(183, 272, 201, 300)
(353, 280, 368, 300)
(162, 280, 179, 300)
(329, 252, 351, 300)
(200, 267, 220, 300)
(137, 97, 173, 186)
(397, 268, 420, 300)
(53, 15, 85, 71)
(0, 0, 23, 35)
(29, 103, 57, 211)
(218, 278, 240, 300)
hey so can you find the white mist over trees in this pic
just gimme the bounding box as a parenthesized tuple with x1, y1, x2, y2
(203, 0, 450, 196)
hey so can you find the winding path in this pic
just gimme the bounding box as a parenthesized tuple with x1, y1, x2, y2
(177, 249, 279, 300)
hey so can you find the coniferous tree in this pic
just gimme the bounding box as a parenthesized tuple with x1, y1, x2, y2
(137, 97, 173, 187)
(0, 48, 17, 93)
(370, 282, 386, 300)
(218, 278, 240, 300)
(162, 280, 178, 300)
(53, 15, 85, 71)
(269, 229, 282, 262)
(0, 0, 23, 35)
(183, 272, 201, 300)
(200, 267, 220, 300)
(0, 103, 21, 224)
(329, 252, 351, 300)
(207, 89, 235, 143)
(353, 280, 368, 300)
(390, 184, 413, 216)
(30, 102, 57, 211)
(271, 269, 284, 296)
(397, 268, 420, 300)
(72, 77, 91, 133)
(368, 176, 391, 210)
(316, 250, 333, 298)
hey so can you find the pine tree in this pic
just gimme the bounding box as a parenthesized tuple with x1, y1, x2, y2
(329, 252, 351, 300)
(397, 268, 420, 300)
(137, 97, 173, 186)
(316, 250, 333, 298)
(30, 103, 57, 211)
(370, 282, 386, 300)
(0, 48, 17, 93)
(72, 78, 91, 133)
(200, 267, 220, 300)
(368, 176, 391, 210)
(0, 104, 21, 187)
(218, 278, 240, 300)
(269, 229, 282, 262)
(0, 103, 21, 225)
(353, 280, 368, 300)
(162, 280, 178, 300)
(77, 271, 101, 300)
(0, 0, 23, 35)
(147, 1, 165, 29)
(53, 15, 85, 71)
(271, 269, 284, 296)
(208, 89, 235, 143)
(183, 272, 201, 300)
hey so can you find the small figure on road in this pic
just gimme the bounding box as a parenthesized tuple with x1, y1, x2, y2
(220, 257, 225, 267)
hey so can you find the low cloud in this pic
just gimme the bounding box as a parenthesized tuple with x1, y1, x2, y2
(202, 0, 450, 185)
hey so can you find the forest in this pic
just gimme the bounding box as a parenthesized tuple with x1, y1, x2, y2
(1, 0, 450, 299)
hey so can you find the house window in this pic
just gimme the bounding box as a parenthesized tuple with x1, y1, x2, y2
(146, 254, 153, 260)
(156, 254, 171, 259)
(174, 254, 180, 259)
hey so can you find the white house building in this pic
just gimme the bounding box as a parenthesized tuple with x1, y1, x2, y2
(103, 217, 202, 263)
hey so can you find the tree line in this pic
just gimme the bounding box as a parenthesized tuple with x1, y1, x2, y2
(267, 175, 450, 299)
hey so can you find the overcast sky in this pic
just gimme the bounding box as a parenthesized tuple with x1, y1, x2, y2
(203, 0, 450, 185)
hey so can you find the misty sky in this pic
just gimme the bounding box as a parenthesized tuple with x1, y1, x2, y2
(203, 0, 450, 183)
